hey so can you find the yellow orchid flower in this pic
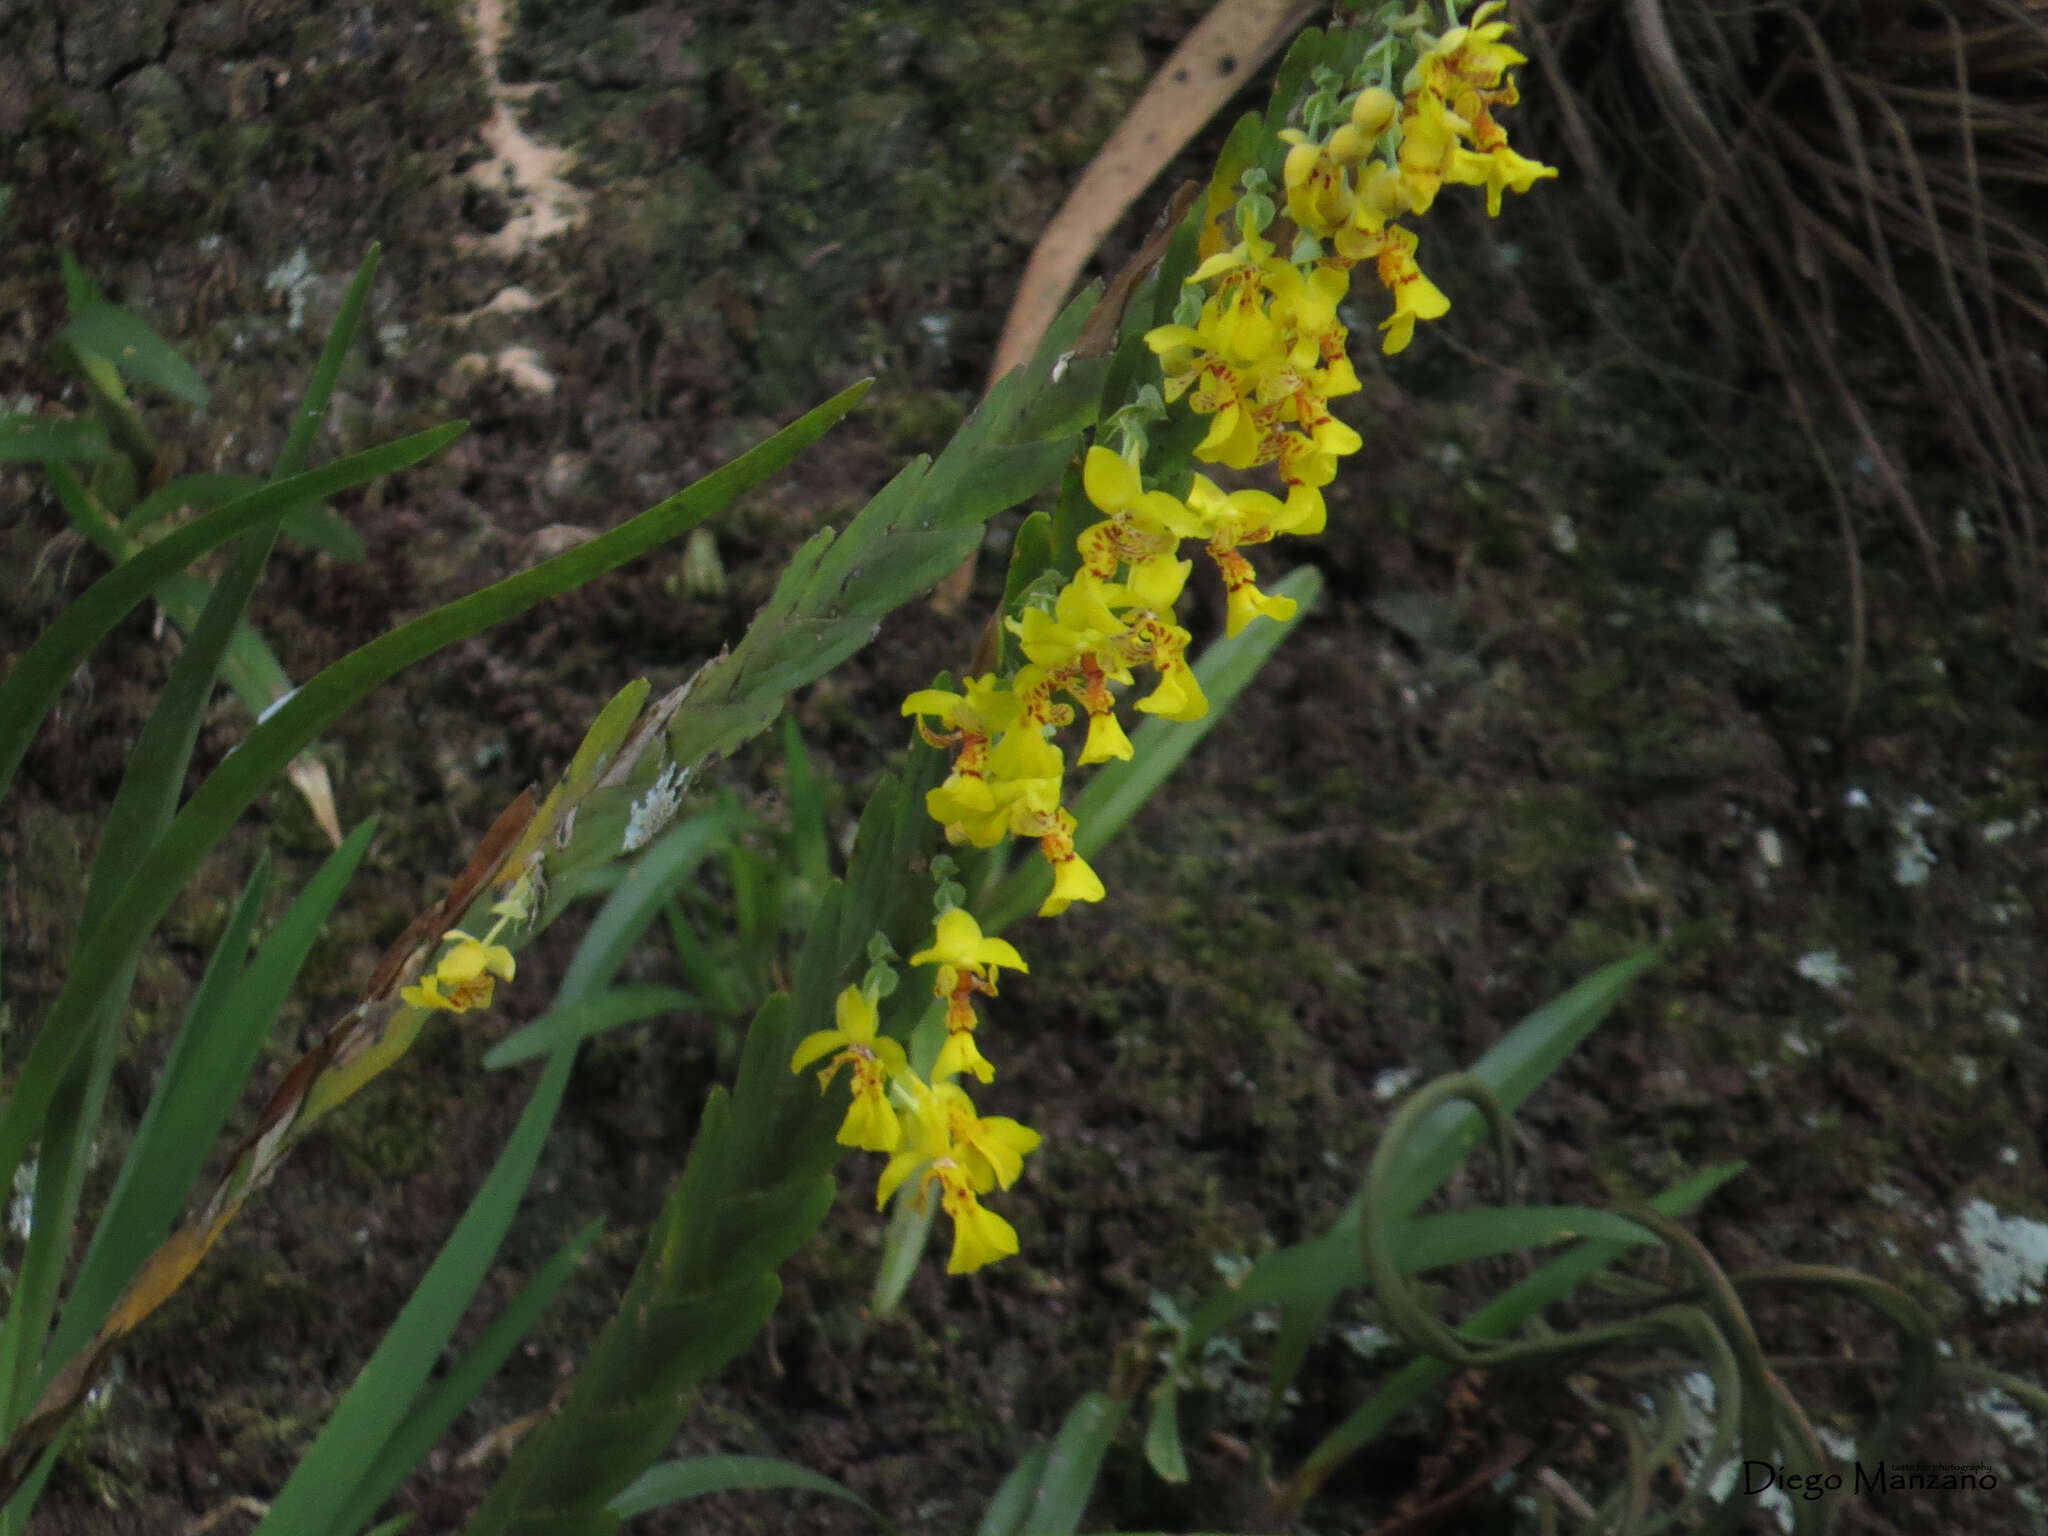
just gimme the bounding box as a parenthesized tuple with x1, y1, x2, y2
(402, 929, 515, 1013)
(789, 985, 909, 1153)
(901, 672, 1021, 743)
(1406, 1, 1526, 100)
(1351, 85, 1399, 140)
(911, 907, 1028, 982)
(1011, 570, 1134, 675)
(908, 903, 1028, 1084)
(1395, 87, 1468, 216)
(1448, 142, 1558, 218)
(1279, 129, 1357, 237)
(932, 1080, 1041, 1192)
(1336, 222, 1449, 354)
(874, 1080, 1025, 1274)
(1034, 807, 1106, 916)
(1215, 548, 1299, 637)
(1128, 616, 1208, 722)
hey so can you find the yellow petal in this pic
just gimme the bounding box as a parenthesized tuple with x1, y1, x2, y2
(833, 985, 878, 1042)
(1226, 583, 1300, 637)
(934, 1031, 997, 1085)
(790, 1029, 847, 1074)
(1038, 853, 1107, 917)
(1079, 710, 1135, 766)
(944, 1193, 1019, 1274)
(1082, 445, 1140, 514)
(876, 1153, 926, 1211)
(837, 1090, 902, 1153)
(901, 687, 965, 720)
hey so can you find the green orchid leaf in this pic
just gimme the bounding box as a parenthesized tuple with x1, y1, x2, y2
(609, 1455, 874, 1521)
(0, 415, 114, 462)
(59, 299, 210, 408)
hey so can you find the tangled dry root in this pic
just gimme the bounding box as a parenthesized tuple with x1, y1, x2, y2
(1516, 0, 2048, 683)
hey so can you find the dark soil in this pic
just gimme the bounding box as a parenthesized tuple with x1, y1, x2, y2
(1, 2, 2044, 1534)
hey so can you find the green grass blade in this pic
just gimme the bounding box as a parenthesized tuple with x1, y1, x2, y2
(49, 822, 378, 1377)
(279, 501, 366, 561)
(58, 299, 209, 408)
(0, 416, 114, 461)
(0, 390, 860, 1211)
(331, 1221, 604, 1536)
(870, 1180, 938, 1317)
(0, 423, 464, 809)
(977, 1446, 1052, 1536)
(484, 985, 693, 1068)
(781, 715, 831, 896)
(1139, 949, 1663, 1476)
(119, 474, 263, 537)
(1141, 1381, 1186, 1485)
(275, 245, 380, 480)
(0, 980, 128, 1441)
(252, 1049, 582, 1536)
(1381, 947, 1659, 1216)
(1017, 1390, 1127, 1536)
(83, 526, 281, 946)
(53, 258, 155, 468)
(46, 463, 341, 757)
(57, 252, 99, 310)
(663, 901, 741, 1016)
(981, 565, 1323, 931)
(1, 495, 287, 1428)
(607, 1455, 875, 1521)
(559, 814, 747, 1003)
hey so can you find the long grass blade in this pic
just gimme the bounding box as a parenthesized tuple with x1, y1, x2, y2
(0, 416, 114, 462)
(607, 1455, 875, 1521)
(1380, 946, 1659, 1215)
(483, 984, 694, 1068)
(251, 1048, 582, 1536)
(1, 496, 289, 1431)
(0, 388, 862, 1236)
(330, 1221, 604, 1536)
(0, 423, 464, 808)
(1018, 1390, 1128, 1536)
(58, 299, 210, 408)
(274, 246, 381, 480)
(978, 1446, 1052, 1536)
(49, 821, 378, 1378)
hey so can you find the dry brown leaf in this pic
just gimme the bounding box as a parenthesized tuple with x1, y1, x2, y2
(285, 752, 343, 848)
(931, 0, 1313, 614)
(987, 0, 1313, 388)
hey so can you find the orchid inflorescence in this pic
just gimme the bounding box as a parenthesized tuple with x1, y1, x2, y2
(797, 3, 1554, 1274)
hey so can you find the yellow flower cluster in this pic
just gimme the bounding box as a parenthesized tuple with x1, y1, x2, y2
(796, 4, 1552, 1276)
(903, 440, 1315, 923)
(791, 909, 1041, 1274)
(1149, 0, 1557, 501)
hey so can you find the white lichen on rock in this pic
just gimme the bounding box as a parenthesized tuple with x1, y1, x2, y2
(265, 246, 318, 332)
(1939, 1198, 2048, 1310)
(1795, 949, 1852, 992)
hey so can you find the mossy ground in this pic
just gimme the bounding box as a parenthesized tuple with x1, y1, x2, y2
(1, 2, 2044, 1533)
